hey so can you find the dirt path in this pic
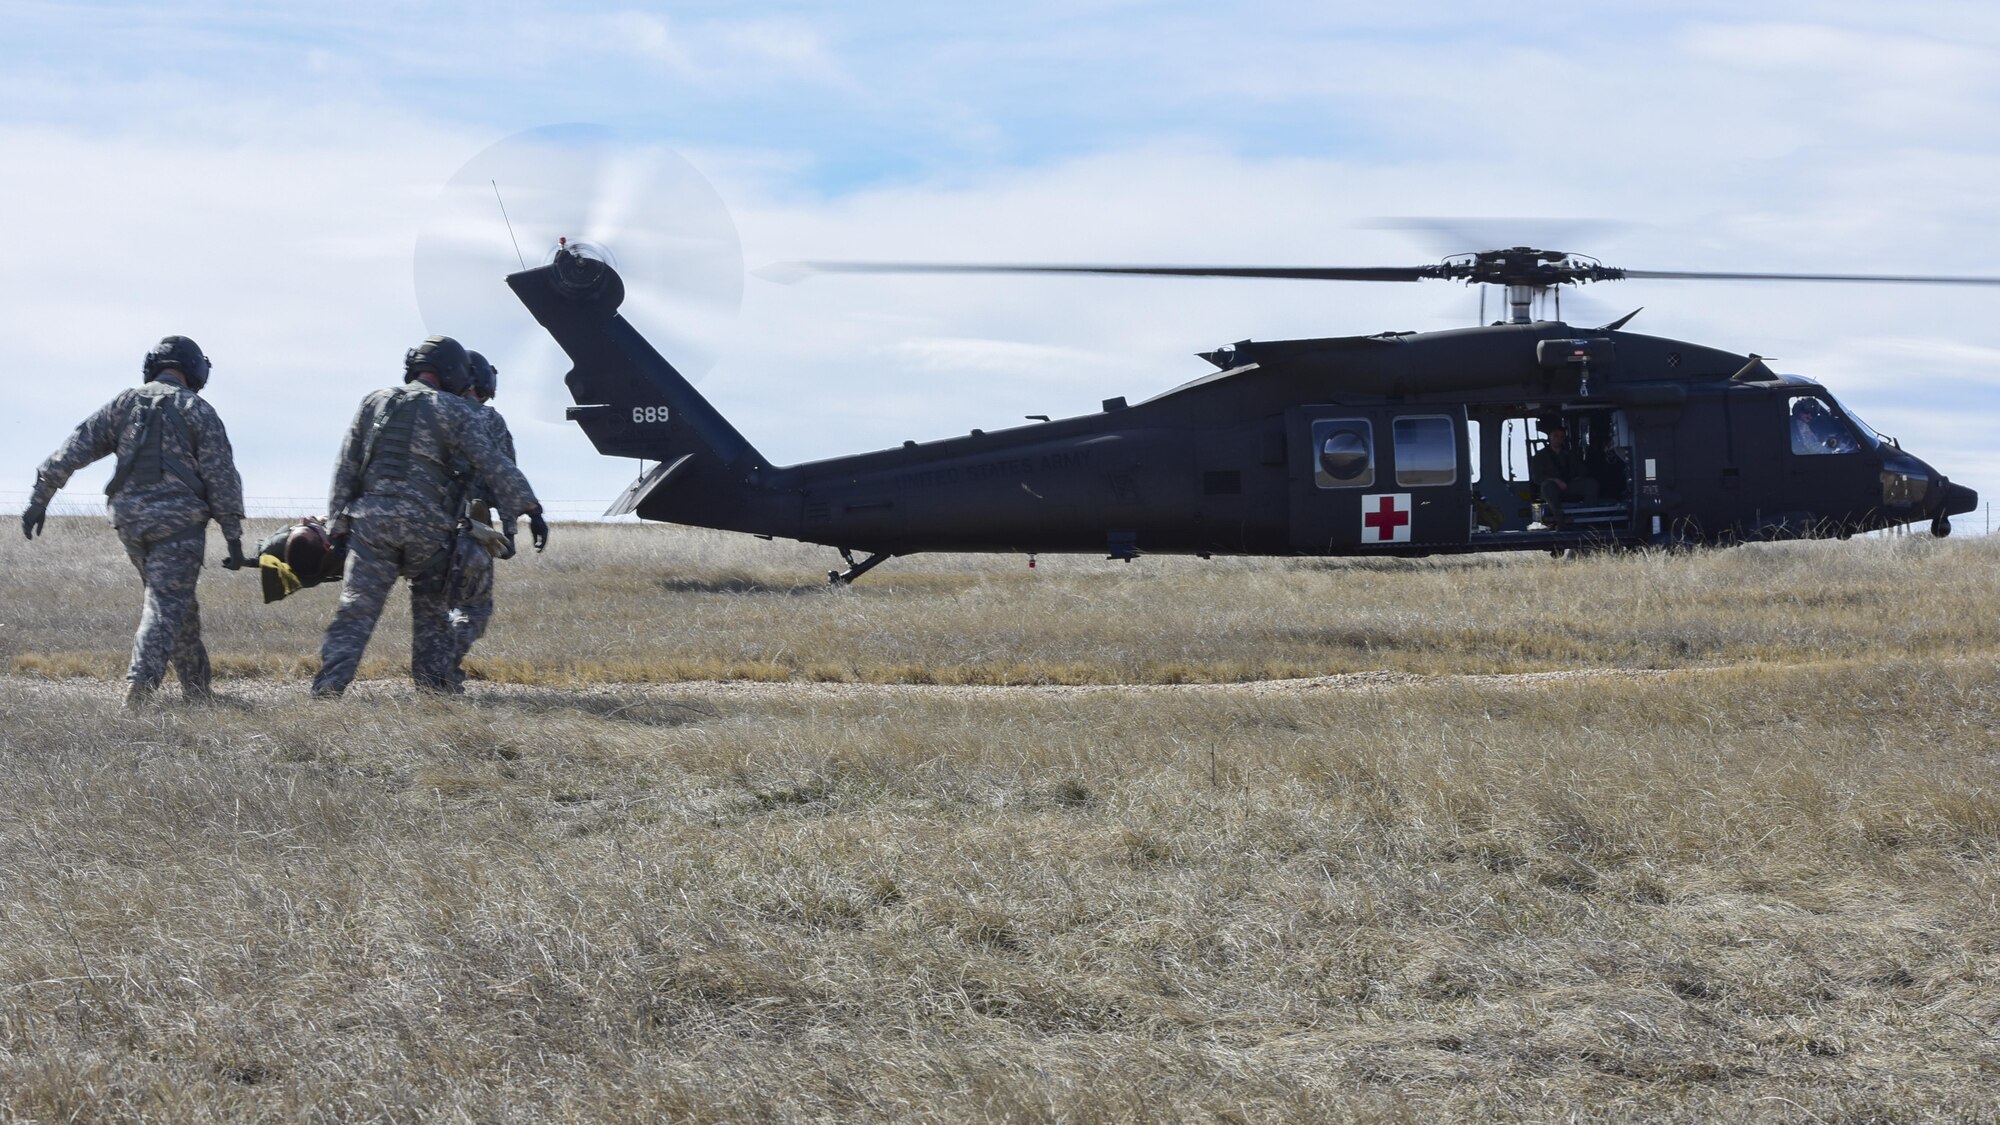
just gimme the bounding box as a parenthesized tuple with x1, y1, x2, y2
(0, 665, 1682, 709)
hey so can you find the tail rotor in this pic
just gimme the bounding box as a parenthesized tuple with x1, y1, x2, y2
(413, 123, 744, 422)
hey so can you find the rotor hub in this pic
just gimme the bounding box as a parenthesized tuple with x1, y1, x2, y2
(1434, 247, 1619, 289)
(550, 240, 618, 300)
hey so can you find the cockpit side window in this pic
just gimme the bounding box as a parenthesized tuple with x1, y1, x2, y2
(1787, 394, 1859, 455)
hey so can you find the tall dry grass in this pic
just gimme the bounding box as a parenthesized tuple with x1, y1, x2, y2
(3, 517, 1998, 686)
(1, 662, 1996, 1119)
(1, 518, 1997, 1118)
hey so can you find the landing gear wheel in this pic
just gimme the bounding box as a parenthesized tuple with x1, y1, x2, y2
(1931, 515, 1952, 538)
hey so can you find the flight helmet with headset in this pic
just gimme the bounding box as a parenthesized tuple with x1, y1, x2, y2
(142, 335, 210, 391)
(403, 335, 472, 394)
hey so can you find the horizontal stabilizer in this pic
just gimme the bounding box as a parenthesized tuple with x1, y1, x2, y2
(604, 454, 694, 517)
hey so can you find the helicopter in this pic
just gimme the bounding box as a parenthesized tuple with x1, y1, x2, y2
(507, 242, 1984, 583)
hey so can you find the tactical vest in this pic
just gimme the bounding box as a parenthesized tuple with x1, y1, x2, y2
(106, 383, 206, 499)
(361, 385, 457, 507)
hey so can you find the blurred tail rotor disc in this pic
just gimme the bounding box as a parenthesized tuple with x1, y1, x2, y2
(414, 123, 743, 419)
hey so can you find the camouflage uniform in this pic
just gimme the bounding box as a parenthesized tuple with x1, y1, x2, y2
(313, 383, 536, 696)
(446, 402, 517, 689)
(1530, 439, 1598, 525)
(30, 373, 246, 701)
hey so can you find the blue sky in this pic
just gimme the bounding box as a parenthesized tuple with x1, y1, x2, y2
(6, 2, 2000, 527)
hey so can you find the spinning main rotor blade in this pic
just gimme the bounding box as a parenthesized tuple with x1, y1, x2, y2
(768, 261, 1437, 283)
(767, 256, 2000, 290)
(1618, 268, 2000, 286)
(1363, 216, 1637, 257)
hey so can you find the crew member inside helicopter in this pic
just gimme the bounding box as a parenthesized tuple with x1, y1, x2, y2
(1529, 417, 1598, 528)
(1789, 395, 1858, 455)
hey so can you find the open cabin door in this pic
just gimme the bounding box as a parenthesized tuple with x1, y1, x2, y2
(1287, 406, 1472, 554)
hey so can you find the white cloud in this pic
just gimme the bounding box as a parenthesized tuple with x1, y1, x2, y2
(1681, 21, 1985, 78)
(889, 336, 1132, 379)
(6, 2, 2000, 532)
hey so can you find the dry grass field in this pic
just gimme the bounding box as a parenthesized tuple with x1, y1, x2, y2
(1, 518, 1997, 1120)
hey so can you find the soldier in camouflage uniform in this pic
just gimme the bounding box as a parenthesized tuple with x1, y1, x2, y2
(312, 336, 547, 697)
(22, 336, 250, 706)
(445, 350, 517, 690)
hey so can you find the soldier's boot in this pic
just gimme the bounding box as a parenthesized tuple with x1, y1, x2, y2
(124, 682, 157, 710)
(445, 637, 474, 693)
(176, 653, 217, 706)
(411, 584, 463, 696)
(412, 667, 465, 696)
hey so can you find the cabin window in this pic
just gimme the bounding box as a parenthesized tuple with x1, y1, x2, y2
(1787, 394, 1859, 455)
(1393, 415, 1457, 487)
(1313, 418, 1374, 488)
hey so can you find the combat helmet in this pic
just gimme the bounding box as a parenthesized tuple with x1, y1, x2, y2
(404, 335, 472, 395)
(467, 350, 498, 401)
(143, 335, 210, 391)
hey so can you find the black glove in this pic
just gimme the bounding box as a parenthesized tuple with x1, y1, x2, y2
(21, 501, 46, 541)
(500, 532, 518, 561)
(221, 537, 249, 570)
(527, 508, 550, 552)
(329, 531, 350, 555)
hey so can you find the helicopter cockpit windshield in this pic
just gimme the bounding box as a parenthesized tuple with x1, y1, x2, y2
(1823, 391, 1886, 448)
(1786, 391, 1870, 456)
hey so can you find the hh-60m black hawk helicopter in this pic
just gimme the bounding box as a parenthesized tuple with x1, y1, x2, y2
(509, 244, 1983, 583)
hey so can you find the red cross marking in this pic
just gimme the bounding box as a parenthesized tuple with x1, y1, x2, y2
(1363, 494, 1410, 541)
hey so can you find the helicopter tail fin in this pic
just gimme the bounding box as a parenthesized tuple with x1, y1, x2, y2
(508, 254, 763, 469)
(508, 253, 777, 526)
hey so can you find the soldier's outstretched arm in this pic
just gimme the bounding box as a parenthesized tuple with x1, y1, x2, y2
(33, 397, 127, 502)
(24, 395, 129, 539)
(441, 400, 544, 549)
(466, 409, 518, 510)
(326, 396, 378, 539)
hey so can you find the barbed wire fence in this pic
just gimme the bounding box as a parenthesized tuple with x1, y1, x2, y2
(0, 492, 634, 522)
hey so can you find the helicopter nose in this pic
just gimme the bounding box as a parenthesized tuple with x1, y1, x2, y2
(1879, 450, 1938, 513)
(1939, 480, 1978, 518)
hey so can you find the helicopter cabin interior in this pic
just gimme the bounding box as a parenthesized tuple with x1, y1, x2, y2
(1470, 407, 1634, 535)
(1292, 404, 1641, 553)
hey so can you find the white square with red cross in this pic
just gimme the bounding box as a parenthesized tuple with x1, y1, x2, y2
(1361, 493, 1412, 544)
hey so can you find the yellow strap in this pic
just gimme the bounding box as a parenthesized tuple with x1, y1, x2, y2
(259, 554, 304, 596)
